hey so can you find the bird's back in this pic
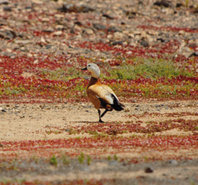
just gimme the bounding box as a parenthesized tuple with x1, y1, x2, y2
(87, 78, 124, 110)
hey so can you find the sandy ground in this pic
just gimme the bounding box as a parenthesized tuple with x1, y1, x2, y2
(0, 100, 198, 184)
(0, 100, 197, 141)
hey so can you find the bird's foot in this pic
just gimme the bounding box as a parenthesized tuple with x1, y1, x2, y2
(99, 119, 104, 123)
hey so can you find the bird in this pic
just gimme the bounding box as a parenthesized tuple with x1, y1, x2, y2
(82, 63, 124, 123)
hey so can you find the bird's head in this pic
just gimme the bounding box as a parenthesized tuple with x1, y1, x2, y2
(82, 63, 100, 78)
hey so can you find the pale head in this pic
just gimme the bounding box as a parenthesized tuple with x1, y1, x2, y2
(86, 63, 100, 78)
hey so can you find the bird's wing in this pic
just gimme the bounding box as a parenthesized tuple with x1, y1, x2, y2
(87, 84, 118, 105)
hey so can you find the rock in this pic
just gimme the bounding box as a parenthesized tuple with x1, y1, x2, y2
(15, 40, 31, 45)
(0, 0, 9, 5)
(168, 160, 178, 165)
(113, 32, 125, 40)
(107, 26, 120, 33)
(125, 11, 138, 19)
(42, 28, 54, 34)
(139, 38, 149, 47)
(33, 60, 39, 64)
(93, 23, 106, 31)
(58, 3, 94, 13)
(3, 6, 11, 11)
(82, 28, 94, 35)
(157, 38, 166, 42)
(110, 41, 123, 46)
(0, 29, 16, 40)
(74, 21, 83, 26)
(144, 167, 154, 173)
(2, 51, 16, 57)
(153, 0, 172, 8)
(21, 72, 35, 78)
(102, 13, 114, 20)
(176, 3, 183, 8)
(52, 31, 62, 36)
(45, 45, 52, 49)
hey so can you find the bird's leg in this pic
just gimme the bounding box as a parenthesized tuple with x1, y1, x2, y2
(98, 109, 105, 123)
(100, 109, 108, 118)
(98, 110, 102, 123)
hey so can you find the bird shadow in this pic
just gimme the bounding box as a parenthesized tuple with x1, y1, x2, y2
(69, 121, 115, 124)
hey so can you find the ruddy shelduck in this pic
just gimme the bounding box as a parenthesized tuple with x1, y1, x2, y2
(82, 63, 124, 122)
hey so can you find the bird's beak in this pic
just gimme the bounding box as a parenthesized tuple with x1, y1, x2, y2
(81, 67, 87, 71)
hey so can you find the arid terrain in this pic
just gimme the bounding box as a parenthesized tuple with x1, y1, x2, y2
(0, 0, 198, 184)
(0, 100, 198, 184)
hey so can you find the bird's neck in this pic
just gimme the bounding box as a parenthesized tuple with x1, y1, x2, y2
(88, 77, 100, 87)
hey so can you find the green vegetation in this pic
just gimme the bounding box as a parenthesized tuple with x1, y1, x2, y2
(87, 155, 91, 165)
(104, 58, 194, 80)
(39, 57, 195, 82)
(77, 153, 92, 165)
(113, 154, 118, 161)
(185, 0, 189, 7)
(78, 152, 85, 164)
(49, 155, 58, 167)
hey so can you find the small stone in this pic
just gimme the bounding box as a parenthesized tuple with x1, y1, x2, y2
(176, 3, 183, 8)
(27, 53, 33, 57)
(139, 38, 149, 47)
(33, 59, 39, 64)
(83, 28, 94, 35)
(0, 0, 9, 5)
(93, 23, 106, 30)
(45, 45, 52, 49)
(52, 31, 62, 36)
(58, 3, 94, 13)
(126, 51, 132, 55)
(15, 40, 31, 45)
(144, 167, 154, 173)
(0, 29, 16, 40)
(107, 26, 120, 32)
(102, 13, 114, 20)
(21, 72, 35, 78)
(157, 38, 166, 42)
(126, 11, 138, 19)
(113, 32, 125, 40)
(3, 6, 11, 11)
(168, 160, 178, 165)
(153, 0, 172, 8)
(41, 18, 50, 22)
(111, 41, 123, 46)
(42, 29, 54, 33)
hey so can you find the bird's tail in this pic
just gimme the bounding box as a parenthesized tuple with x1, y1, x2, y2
(111, 94, 124, 111)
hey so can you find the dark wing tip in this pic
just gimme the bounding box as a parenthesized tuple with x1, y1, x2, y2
(111, 94, 124, 111)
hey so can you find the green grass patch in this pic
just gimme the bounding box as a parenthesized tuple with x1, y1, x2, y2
(49, 155, 58, 167)
(103, 58, 195, 80)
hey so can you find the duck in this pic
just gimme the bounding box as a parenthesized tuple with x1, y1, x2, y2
(82, 63, 124, 123)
